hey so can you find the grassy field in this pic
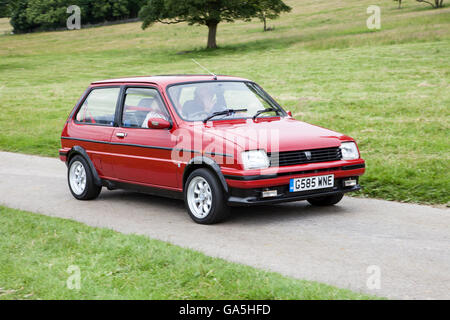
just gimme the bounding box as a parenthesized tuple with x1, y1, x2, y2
(0, 206, 377, 299)
(0, 0, 449, 205)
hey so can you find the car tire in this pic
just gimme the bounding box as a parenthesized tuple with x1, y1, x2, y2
(307, 193, 344, 206)
(68, 155, 101, 200)
(184, 168, 230, 224)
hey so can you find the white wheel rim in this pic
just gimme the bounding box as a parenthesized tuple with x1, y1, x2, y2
(187, 177, 213, 218)
(69, 161, 87, 195)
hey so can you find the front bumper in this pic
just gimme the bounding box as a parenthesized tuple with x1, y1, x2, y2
(227, 177, 361, 206)
(223, 159, 365, 189)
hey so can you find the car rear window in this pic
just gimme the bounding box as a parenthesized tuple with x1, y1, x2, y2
(76, 87, 120, 126)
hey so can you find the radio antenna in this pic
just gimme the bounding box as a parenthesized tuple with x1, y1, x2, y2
(192, 59, 217, 80)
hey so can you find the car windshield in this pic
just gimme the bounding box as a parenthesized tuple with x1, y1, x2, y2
(167, 81, 283, 121)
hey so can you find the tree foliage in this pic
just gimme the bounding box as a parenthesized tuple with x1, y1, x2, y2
(0, 0, 11, 18)
(9, 0, 147, 33)
(139, 0, 292, 48)
(257, 0, 291, 31)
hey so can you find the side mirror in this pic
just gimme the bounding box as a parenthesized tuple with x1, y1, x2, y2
(287, 111, 293, 117)
(147, 118, 171, 129)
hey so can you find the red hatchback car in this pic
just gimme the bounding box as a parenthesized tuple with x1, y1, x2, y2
(60, 75, 365, 224)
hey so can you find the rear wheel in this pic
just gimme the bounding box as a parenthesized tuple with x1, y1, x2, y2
(307, 193, 344, 206)
(184, 168, 229, 224)
(68, 155, 101, 200)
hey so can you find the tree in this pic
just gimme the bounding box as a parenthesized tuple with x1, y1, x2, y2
(0, 0, 11, 18)
(416, 0, 445, 7)
(394, 0, 403, 9)
(9, 0, 147, 33)
(258, 0, 291, 31)
(139, 0, 291, 49)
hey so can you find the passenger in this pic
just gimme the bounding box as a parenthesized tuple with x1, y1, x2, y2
(141, 99, 169, 128)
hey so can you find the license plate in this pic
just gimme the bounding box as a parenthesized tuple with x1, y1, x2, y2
(289, 174, 334, 192)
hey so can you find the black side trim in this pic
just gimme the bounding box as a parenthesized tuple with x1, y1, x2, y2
(59, 151, 68, 156)
(342, 163, 365, 171)
(178, 149, 201, 154)
(103, 180, 183, 200)
(67, 146, 102, 187)
(224, 174, 278, 181)
(61, 137, 233, 157)
(204, 151, 233, 157)
(62, 136, 172, 151)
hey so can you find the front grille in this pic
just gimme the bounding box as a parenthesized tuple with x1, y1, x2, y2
(268, 147, 342, 167)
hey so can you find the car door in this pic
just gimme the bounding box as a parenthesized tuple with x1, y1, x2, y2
(70, 86, 121, 179)
(110, 86, 179, 188)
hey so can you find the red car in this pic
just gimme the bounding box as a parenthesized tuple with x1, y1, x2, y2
(60, 75, 365, 224)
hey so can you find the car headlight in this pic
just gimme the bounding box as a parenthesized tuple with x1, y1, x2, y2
(340, 142, 360, 160)
(241, 150, 270, 170)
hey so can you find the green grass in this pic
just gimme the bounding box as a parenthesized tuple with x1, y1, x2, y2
(0, 206, 376, 300)
(0, 0, 449, 204)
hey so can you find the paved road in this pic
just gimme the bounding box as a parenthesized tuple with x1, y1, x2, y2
(0, 151, 448, 299)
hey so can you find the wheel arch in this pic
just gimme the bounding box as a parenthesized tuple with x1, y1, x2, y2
(67, 146, 102, 187)
(183, 156, 229, 193)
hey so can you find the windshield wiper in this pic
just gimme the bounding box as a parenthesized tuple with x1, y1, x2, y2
(203, 108, 248, 123)
(253, 107, 279, 120)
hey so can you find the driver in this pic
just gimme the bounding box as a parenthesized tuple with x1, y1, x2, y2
(182, 85, 223, 118)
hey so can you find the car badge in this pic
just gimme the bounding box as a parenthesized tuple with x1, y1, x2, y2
(304, 151, 312, 160)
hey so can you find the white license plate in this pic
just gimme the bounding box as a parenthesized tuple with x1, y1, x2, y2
(289, 174, 334, 192)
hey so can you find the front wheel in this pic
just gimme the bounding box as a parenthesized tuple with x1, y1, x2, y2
(184, 168, 230, 224)
(307, 193, 344, 206)
(68, 155, 101, 200)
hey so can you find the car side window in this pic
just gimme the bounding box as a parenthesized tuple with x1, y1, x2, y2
(76, 87, 120, 126)
(122, 87, 170, 128)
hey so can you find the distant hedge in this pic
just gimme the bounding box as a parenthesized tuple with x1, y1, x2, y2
(9, 0, 147, 33)
(0, 0, 10, 18)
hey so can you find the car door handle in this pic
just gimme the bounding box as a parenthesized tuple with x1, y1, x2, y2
(116, 132, 127, 138)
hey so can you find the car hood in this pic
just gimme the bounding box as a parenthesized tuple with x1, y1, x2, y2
(200, 118, 347, 153)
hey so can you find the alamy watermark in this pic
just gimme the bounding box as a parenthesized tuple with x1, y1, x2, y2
(168, 123, 281, 175)
(67, 265, 81, 290)
(366, 265, 381, 290)
(65, 5, 381, 32)
(366, 5, 381, 30)
(67, 5, 81, 30)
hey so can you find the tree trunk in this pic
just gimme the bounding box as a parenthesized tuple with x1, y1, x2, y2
(399, 0, 402, 8)
(417, 0, 444, 7)
(263, 16, 267, 31)
(207, 22, 218, 49)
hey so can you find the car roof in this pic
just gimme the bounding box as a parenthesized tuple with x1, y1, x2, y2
(91, 74, 250, 86)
